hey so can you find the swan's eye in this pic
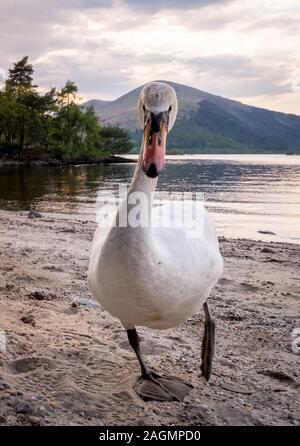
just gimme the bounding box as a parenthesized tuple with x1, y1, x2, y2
(168, 105, 172, 112)
(143, 104, 146, 111)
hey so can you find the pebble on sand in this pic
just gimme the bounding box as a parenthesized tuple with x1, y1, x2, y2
(20, 314, 35, 326)
(16, 401, 33, 415)
(28, 209, 42, 219)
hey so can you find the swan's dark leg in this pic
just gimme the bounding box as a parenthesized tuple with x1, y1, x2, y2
(127, 328, 151, 377)
(200, 301, 215, 381)
(127, 328, 192, 402)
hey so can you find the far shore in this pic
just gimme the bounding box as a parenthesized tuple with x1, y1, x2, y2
(0, 155, 136, 167)
(0, 152, 299, 168)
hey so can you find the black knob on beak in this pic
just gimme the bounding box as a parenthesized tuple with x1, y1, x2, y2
(146, 163, 158, 178)
(150, 112, 161, 133)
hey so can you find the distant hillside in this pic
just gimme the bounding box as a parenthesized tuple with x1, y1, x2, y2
(83, 81, 300, 153)
(83, 99, 111, 115)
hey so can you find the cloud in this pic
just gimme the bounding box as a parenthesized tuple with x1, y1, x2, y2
(186, 54, 292, 96)
(0, 0, 299, 114)
(119, 52, 292, 99)
(190, 55, 259, 78)
(121, 0, 227, 10)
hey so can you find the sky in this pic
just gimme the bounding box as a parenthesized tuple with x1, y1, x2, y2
(1, 0, 300, 114)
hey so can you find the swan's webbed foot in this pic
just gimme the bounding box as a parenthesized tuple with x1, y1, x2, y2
(127, 328, 192, 402)
(135, 371, 193, 402)
(200, 301, 215, 381)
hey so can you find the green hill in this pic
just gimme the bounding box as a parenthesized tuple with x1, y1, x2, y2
(84, 81, 300, 153)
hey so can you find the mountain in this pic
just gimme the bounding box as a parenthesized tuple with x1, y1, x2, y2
(83, 99, 111, 114)
(83, 81, 300, 153)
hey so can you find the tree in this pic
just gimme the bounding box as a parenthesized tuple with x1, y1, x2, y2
(98, 125, 133, 154)
(8, 56, 35, 92)
(57, 80, 78, 144)
(0, 56, 133, 161)
(6, 56, 37, 151)
(0, 90, 19, 147)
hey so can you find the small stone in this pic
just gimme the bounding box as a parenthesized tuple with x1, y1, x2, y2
(7, 397, 17, 407)
(16, 401, 33, 415)
(9, 391, 17, 397)
(28, 209, 42, 219)
(0, 415, 7, 424)
(136, 418, 147, 426)
(219, 357, 233, 367)
(21, 314, 35, 326)
(29, 291, 45, 301)
(260, 247, 276, 254)
(72, 302, 78, 308)
(28, 416, 40, 426)
(16, 413, 25, 423)
(35, 405, 46, 416)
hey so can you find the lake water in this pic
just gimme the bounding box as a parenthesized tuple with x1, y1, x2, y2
(0, 154, 299, 244)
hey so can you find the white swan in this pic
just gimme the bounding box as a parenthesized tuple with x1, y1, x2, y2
(88, 81, 223, 401)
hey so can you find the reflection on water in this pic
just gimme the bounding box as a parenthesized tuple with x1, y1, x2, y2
(0, 155, 299, 244)
(0, 164, 132, 213)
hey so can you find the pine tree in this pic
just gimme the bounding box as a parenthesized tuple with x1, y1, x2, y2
(8, 56, 35, 93)
(6, 56, 37, 151)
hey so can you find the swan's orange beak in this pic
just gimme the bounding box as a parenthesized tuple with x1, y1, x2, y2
(142, 112, 167, 178)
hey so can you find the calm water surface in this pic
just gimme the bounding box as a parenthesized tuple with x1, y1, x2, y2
(0, 155, 299, 244)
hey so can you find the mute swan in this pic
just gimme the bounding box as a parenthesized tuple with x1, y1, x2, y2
(88, 81, 223, 402)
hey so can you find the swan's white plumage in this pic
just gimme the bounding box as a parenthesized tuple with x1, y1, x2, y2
(88, 200, 223, 330)
(88, 81, 223, 331)
(138, 81, 178, 131)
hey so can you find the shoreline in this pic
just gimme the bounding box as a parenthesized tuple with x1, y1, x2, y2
(0, 209, 299, 426)
(0, 155, 136, 167)
(1, 153, 299, 168)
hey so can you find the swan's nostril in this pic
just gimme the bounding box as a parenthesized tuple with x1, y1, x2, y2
(146, 163, 158, 178)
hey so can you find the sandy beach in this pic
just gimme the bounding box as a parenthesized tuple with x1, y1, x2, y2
(0, 209, 299, 426)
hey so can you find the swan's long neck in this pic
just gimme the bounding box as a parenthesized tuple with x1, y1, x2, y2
(129, 146, 158, 197)
(118, 136, 158, 228)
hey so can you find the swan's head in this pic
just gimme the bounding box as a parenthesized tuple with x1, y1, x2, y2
(138, 81, 178, 178)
